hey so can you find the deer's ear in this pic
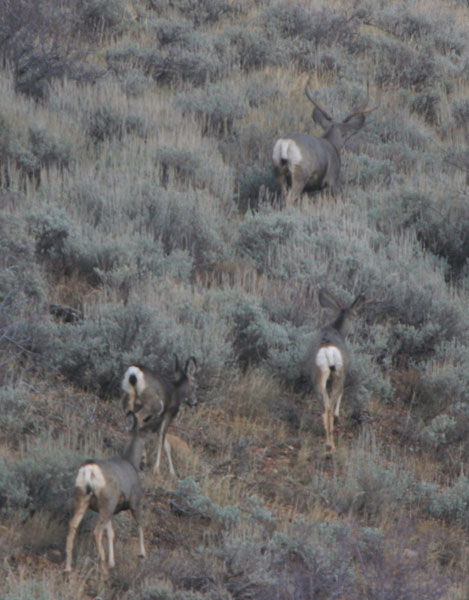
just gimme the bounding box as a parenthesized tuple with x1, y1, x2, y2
(318, 288, 342, 310)
(312, 107, 332, 130)
(343, 113, 365, 132)
(185, 356, 197, 377)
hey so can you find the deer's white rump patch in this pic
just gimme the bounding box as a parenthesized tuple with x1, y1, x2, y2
(272, 138, 303, 167)
(315, 346, 343, 373)
(122, 366, 147, 395)
(75, 463, 106, 494)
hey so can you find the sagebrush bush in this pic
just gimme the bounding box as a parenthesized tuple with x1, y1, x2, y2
(0, 0, 96, 99)
(140, 187, 231, 269)
(236, 209, 298, 273)
(373, 39, 438, 91)
(420, 414, 457, 449)
(164, 0, 238, 27)
(152, 18, 194, 46)
(172, 477, 240, 529)
(87, 105, 128, 143)
(374, 5, 466, 57)
(146, 45, 225, 87)
(225, 26, 281, 73)
(0, 115, 71, 185)
(176, 83, 246, 136)
(29, 125, 71, 171)
(409, 89, 440, 124)
(223, 297, 282, 370)
(344, 154, 393, 187)
(0, 214, 46, 379)
(107, 33, 227, 86)
(0, 439, 83, 522)
(78, 0, 128, 36)
(155, 146, 221, 194)
(38, 290, 233, 396)
(371, 189, 469, 280)
(0, 386, 32, 433)
(262, 3, 353, 48)
(367, 112, 430, 151)
(27, 206, 121, 284)
(311, 433, 415, 521)
(451, 97, 469, 131)
(0, 457, 29, 519)
(293, 44, 345, 74)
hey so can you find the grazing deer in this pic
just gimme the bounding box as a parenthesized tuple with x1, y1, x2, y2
(305, 289, 364, 455)
(64, 413, 159, 574)
(272, 81, 378, 204)
(121, 355, 198, 477)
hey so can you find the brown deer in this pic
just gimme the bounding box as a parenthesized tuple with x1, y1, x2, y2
(304, 289, 364, 455)
(64, 412, 159, 573)
(272, 81, 378, 204)
(121, 355, 198, 477)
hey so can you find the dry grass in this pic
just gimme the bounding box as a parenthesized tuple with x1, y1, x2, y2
(0, 0, 468, 597)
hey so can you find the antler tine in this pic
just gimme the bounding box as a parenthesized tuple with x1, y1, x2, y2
(305, 78, 333, 121)
(343, 81, 380, 123)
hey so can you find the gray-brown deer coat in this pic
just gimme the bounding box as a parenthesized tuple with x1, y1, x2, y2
(273, 82, 378, 204)
(121, 355, 198, 477)
(64, 413, 160, 573)
(304, 289, 364, 454)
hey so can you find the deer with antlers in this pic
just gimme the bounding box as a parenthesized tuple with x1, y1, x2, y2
(304, 289, 365, 455)
(272, 80, 379, 205)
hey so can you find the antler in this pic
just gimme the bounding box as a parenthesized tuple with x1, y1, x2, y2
(343, 82, 380, 123)
(305, 78, 333, 121)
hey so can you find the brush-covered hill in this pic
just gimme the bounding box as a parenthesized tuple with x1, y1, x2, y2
(0, 0, 468, 598)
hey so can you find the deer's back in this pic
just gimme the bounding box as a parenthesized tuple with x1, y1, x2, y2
(99, 458, 141, 502)
(137, 370, 173, 417)
(286, 133, 329, 173)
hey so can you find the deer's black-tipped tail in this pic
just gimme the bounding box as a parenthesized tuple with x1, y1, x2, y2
(129, 373, 138, 387)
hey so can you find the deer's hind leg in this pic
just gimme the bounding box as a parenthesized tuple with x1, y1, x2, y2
(64, 489, 91, 573)
(105, 520, 116, 569)
(129, 502, 146, 559)
(316, 362, 335, 454)
(330, 369, 345, 425)
(287, 165, 307, 206)
(322, 399, 335, 454)
(93, 499, 116, 572)
(274, 165, 289, 205)
(153, 416, 171, 475)
(93, 519, 107, 570)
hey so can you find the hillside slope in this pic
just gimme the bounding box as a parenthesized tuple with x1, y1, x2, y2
(0, 0, 468, 598)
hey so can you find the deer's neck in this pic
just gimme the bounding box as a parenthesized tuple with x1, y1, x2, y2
(122, 436, 145, 471)
(323, 127, 344, 153)
(332, 310, 347, 334)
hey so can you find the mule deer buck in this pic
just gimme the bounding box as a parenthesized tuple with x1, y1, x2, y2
(121, 355, 198, 477)
(272, 81, 378, 205)
(305, 289, 364, 455)
(64, 412, 160, 573)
